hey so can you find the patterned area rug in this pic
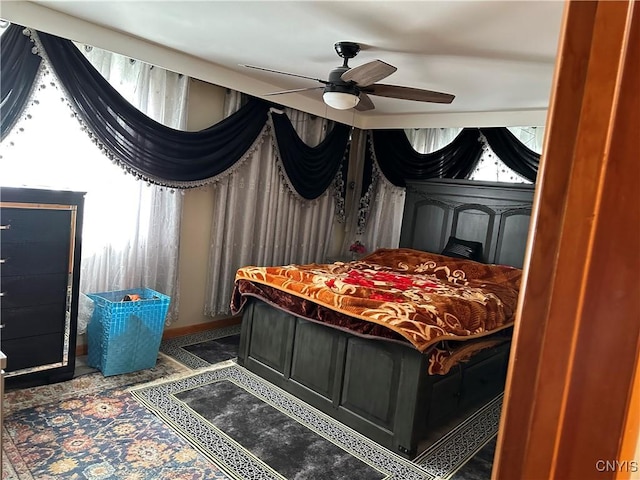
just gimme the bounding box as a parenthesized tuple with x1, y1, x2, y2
(156, 326, 502, 480)
(131, 362, 431, 480)
(2, 354, 230, 480)
(416, 395, 502, 479)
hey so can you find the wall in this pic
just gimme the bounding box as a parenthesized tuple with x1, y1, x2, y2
(172, 79, 228, 331)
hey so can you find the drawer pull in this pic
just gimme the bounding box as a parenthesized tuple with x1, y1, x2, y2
(0, 292, 5, 297)
(0, 224, 10, 230)
(0, 258, 6, 264)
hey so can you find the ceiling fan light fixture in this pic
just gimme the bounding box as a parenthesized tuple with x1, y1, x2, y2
(246, 41, 454, 111)
(323, 91, 360, 110)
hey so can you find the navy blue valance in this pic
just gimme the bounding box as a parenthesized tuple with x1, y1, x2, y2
(3, 24, 354, 197)
(371, 128, 484, 187)
(1, 23, 42, 141)
(4, 23, 538, 201)
(369, 127, 539, 189)
(270, 111, 351, 200)
(37, 29, 272, 187)
(356, 127, 540, 230)
(481, 127, 539, 182)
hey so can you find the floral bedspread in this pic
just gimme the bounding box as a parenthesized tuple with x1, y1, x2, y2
(231, 248, 522, 353)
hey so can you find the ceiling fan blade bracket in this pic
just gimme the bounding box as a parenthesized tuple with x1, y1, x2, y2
(323, 83, 359, 96)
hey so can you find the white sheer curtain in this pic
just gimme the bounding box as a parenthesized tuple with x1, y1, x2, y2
(404, 127, 463, 154)
(507, 126, 545, 153)
(0, 43, 188, 328)
(339, 128, 368, 254)
(204, 92, 337, 316)
(358, 175, 406, 252)
(469, 126, 542, 183)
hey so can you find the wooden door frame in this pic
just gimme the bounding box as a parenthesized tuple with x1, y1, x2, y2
(494, 1, 639, 479)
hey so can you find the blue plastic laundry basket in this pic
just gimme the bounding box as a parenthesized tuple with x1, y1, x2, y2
(86, 288, 170, 376)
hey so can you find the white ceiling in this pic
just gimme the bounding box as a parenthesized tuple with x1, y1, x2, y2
(1, 1, 565, 129)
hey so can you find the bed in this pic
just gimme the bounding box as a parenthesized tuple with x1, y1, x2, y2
(231, 179, 535, 459)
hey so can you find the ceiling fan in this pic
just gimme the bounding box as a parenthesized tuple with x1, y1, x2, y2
(242, 41, 455, 111)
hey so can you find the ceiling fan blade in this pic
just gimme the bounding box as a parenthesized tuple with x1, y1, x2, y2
(355, 92, 375, 111)
(241, 64, 328, 84)
(341, 60, 397, 87)
(264, 86, 324, 96)
(364, 84, 455, 104)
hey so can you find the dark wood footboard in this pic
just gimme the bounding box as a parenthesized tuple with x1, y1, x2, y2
(237, 298, 510, 459)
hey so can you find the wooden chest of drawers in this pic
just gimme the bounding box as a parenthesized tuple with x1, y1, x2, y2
(0, 187, 85, 385)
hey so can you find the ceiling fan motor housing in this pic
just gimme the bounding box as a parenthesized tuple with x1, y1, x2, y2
(326, 66, 358, 94)
(323, 83, 359, 96)
(327, 65, 354, 85)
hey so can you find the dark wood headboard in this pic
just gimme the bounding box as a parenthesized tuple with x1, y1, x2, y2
(399, 179, 535, 268)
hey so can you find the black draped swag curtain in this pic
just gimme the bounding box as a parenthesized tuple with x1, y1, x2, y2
(480, 127, 539, 182)
(356, 128, 539, 229)
(366, 127, 539, 191)
(371, 128, 485, 187)
(37, 29, 272, 187)
(1, 23, 42, 140)
(2, 23, 539, 197)
(270, 111, 351, 200)
(2, 24, 350, 195)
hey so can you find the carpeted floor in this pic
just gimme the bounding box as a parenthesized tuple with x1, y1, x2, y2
(2, 326, 500, 479)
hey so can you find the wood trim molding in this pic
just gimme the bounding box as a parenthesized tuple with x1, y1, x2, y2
(161, 316, 242, 340)
(494, 1, 639, 479)
(75, 316, 242, 356)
